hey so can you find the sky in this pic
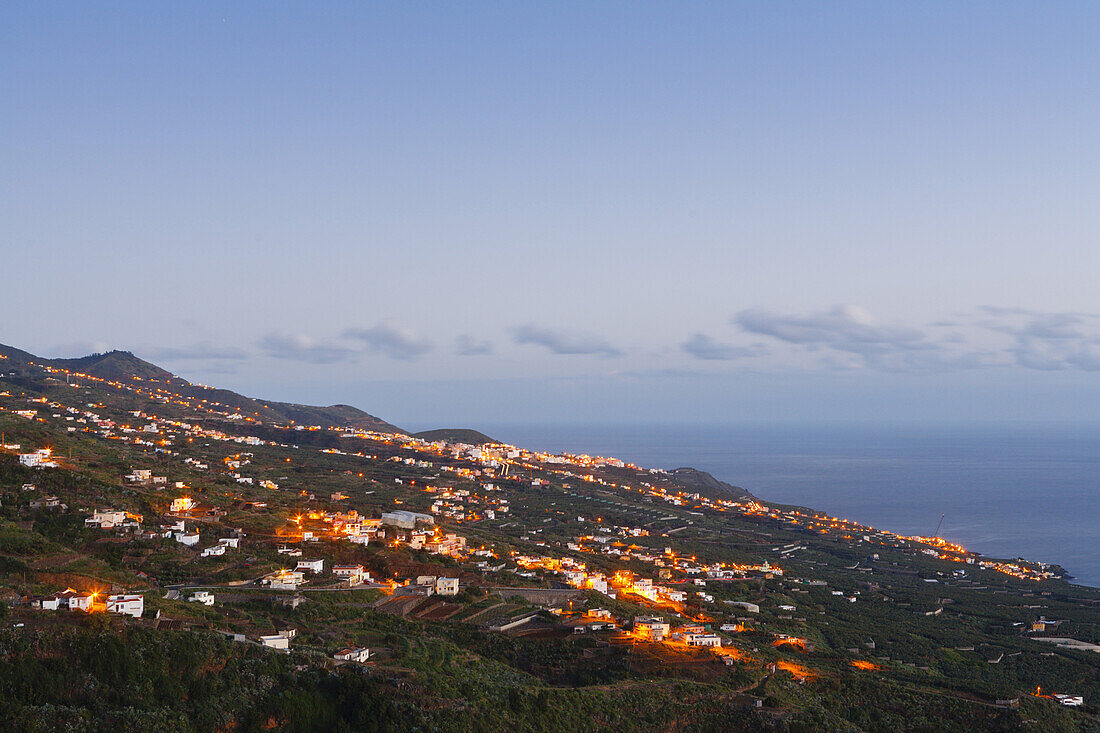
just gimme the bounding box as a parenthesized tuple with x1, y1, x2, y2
(4, 2, 1100, 427)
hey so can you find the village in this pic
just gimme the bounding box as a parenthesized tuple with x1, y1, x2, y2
(0, 354, 1094, 725)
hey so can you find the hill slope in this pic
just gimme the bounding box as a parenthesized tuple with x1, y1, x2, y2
(413, 428, 497, 445)
(0, 344, 405, 433)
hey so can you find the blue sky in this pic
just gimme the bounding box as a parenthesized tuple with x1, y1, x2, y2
(4, 3, 1100, 426)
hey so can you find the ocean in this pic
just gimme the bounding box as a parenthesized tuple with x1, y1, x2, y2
(467, 422, 1100, 588)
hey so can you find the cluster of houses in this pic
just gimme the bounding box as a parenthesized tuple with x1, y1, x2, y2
(37, 589, 145, 618)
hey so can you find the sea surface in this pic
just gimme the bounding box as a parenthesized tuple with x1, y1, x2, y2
(467, 422, 1100, 588)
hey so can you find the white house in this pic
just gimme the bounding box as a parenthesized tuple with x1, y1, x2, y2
(189, 591, 215, 606)
(435, 577, 459, 596)
(86, 510, 127, 528)
(259, 635, 289, 650)
(334, 647, 370, 663)
(217, 537, 240, 549)
(634, 617, 670, 641)
(19, 449, 58, 468)
(41, 589, 92, 611)
(726, 601, 759, 613)
(201, 544, 225, 557)
(175, 531, 200, 547)
(296, 559, 324, 574)
(381, 510, 434, 529)
(333, 565, 365, 585)
(106, 594, 144, 618)
(686, 633, 722, 648)
(265, 570, 305, 590)
(170, 497, 195, 513)
(68, 593, 94, 612)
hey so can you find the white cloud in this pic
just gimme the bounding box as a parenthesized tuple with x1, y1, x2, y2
(343, 321, 433, 360)
(257, 333, 355, 364)
(513, 324, 621, 357)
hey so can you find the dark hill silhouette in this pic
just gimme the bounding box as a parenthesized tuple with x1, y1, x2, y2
(414, 428, 497, 445)
(0, 344, 405, 434)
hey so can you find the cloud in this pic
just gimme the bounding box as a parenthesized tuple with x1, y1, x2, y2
(455, 335, 493, 356)
(145, 342, 248, 361)
(681, 334, 757, 361)
(733, 304, 929, 356)
(257, 333, 355, 364)
(513, 324, 622, 357)
(971, 307, 1100, 372)
(343, 321, 433, 360)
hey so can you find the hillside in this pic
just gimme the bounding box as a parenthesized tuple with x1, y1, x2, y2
(413, 428, 498, 445)
(670, 466, 755, 500)
(0, 344, 405, 434)
(0, 341, 1096, 731)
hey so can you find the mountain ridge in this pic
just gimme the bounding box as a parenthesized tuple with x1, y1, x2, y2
(0, 344, 406, 434)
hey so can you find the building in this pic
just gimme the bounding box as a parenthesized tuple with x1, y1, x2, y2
(170, 497, 195, 513)
(333, 565, 365, 585)
(19, 449, 59, 468)
(85, 510, 127, 528)
(106, 594, 144, 618)
(265, 570, 305, 590)
(685, 633, 722, 648)
(41, 589, 93, 611)
(201, 545, 225, 557)
(296, 559, 324, 574)
(381, 510, 434, 530)
(435, 577, 459, 596)
(633, 617, 670, 641)
(175, 531, 200, 547)
(334, 647, 370, 663)
(259, 635, 289, 650)
(726, 601, 760, 613)
(189, 591, 215, 606)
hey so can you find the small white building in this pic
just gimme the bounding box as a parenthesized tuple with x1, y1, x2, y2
(201, 544, 225, 557)
(170, 497, 195, 513)
(189, 591, 215, 606)
(175, 531, 200, 547)
(68, 593, 94, 612)
(334, 647, 370, 663)
(685, 633, 722, 648)
(265, 570, 305, 590)
(296, 559, 324, 574)
(218, 537, 240, 549)
(19, 449, 59, 468)
(435, 577, 459, 596)
(333, 565, 365, 585)
(634, 618, 670, 641)
(41, 589, 93, 611)
(259, 635, 289, 650)
(86, 510, 127, 528)
(106, 594, 144, 618)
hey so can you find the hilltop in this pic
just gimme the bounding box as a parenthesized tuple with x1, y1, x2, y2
(413, 428, 498, 445)
(0, 343, 405, 434)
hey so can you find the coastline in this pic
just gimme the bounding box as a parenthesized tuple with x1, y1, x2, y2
(452, 421, 1100, 588)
